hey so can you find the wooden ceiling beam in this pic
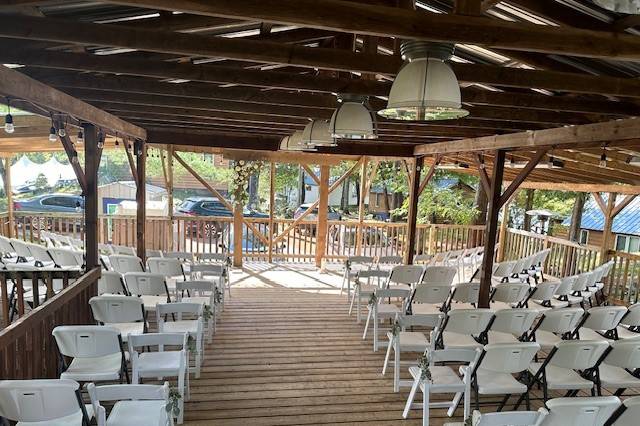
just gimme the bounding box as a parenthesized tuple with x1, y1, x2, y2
(102, 0, 640, 61)
(513, 181, 640, 195)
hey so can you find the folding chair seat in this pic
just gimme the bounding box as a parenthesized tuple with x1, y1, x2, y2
(97, 270, 127, 295)
(524, 340, 609, 402)
(382, 313, 444, 392)
(112, 245, 136, 256)
(52, 325, 129, 383)
(597, 339, 640, 396)
(616, 303, 640, 340)
(340, 255, 373, 296)
(604, 395, 640, 426)
(447, 282, 480, 310)
(89, 295, 146, 343)
(123, 272, 171, 311)
(176, 280, 216, 342)
(404, 348, 482, 425)
(471, 342, 541, 411)
(490, 282, 531, 310)
(541, 396, 621, 426)
(86, 382, 173, 426)
(109, 255, 145, 274)
(438, 309, 495, 350)
(528, 307, 585, 351)
(348, 269, 389, 322)
(0, 379, 93, 426)
(128, 333, 189, 424)
(363, 286, 411, 351)
(157, 302, 204, 378)
(524, 281, 563, 311)
(147, 257, 187, 291)
(487, 309, 539, 344)
(577, 306, 628, 341)
(444, 409, 548, 426)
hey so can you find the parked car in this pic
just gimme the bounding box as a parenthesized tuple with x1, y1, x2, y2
(293, 203, 342, 221)
(13, 194, 84, 213)
(176, 197, 268, 237)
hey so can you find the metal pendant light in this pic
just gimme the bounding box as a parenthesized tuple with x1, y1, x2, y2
(593, 0, 640, 14)
(378, 41, 468, 121)
(301, 119, 337, 148)
(329, 94, 377, 140)
(280, 130, 316, 151)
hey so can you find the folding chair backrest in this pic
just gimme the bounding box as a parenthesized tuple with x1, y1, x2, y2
(582, 306, 628, 331)
(123, 272, 167, 296)
(474, 409, 548, 426)
(26, 243, 52, 264)
(413, 254, 433, 264)
(128, 332, 186, 352)
(389, 264, 424, 286)
(48, 248, 83, 268)
(542, 396, 621, 426)
(555, 275, 576, 297)
(430, 347, 480, 365)
(112, 245, 136, 256)
(147, 257, 184, 277)
(98, 271, 126, 295)
(199, 252, 229, 263)
(480, 342, 540, 373)
(422, 266, 457, 285)
(347, 255, 374, 266)
(620, 303, 640, 327)
(446, 249, 465, 261)
(550, 340, 610, 370)
(537, 308, 585, 334)
(612, 396, 640, 426)
(602, 339, 640, 370)
(399, 312, 443, 329)
(531, 281, 559, 301)
(493, 260, 517, 279)
(87, 382, 169, 403)
(90, 295, 144, 323)
(176, 280, 214, 293)
(163, 251, 194, 262)
(446, 309, 494, 335)
(572, 272, 592, 292)
(0, 235, 16, 254)
(98, 243, 114, 255)
(413, 283, 451, 305)
(378, 255, 402, 265)
(491, 308, 539, 336)
(451, 282, 480, 304)
(156, 301, 203, 318)
(109, 255, 144, 273)
(10, 239, 32, 259)
(492, 283, 530, 304)
(0, 379, 82, 423)
(520, 255, 536, 271)
(191, 263, 225, 276)
(53, 325, 121, 358)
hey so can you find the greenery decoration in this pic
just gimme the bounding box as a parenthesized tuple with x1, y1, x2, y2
(230, 160, 263, 206)
(417, 352, 432, 383)
(166, 388, 182, 417)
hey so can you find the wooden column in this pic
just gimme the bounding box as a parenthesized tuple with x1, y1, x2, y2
(405, 157, 424, 265)
(268, 161, 275, 263)
(479, 150, 506, 308)
(316, 165, 330, 268)
(166, 146, 174, 251)
(135, 140, 146, 261)
(83, 124, 99, 269)
(233, 202, 243, 267)
(356, 157, 368, 256)
(4, 157, 13, 238)
(601, 192, 617, 263)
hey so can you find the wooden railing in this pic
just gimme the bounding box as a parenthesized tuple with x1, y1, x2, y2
(0, 268, 100, 379)
(606, 250, 640, 305)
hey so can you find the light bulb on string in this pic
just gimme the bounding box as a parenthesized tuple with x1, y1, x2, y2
(4, 99, 14, 134)
(599, 148, 607, 168)
(97, 131, 105, 149)
(76, 130, 84, 145)
(48, 126, 57, 143)
(58, 127, 66, 138)
(71, 151, 79, 165)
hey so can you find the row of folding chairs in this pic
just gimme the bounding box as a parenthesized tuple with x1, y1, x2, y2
(415, 246, 485, 283)
(40, 230, 84, 251)
(492, 248, 552, 285)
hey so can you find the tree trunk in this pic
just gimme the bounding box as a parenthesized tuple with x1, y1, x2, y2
(523, 189, 535, 231)
(297, 167, 305, 205)
(382, 184, 390, 216)
(340, 178, 350, 213)
(569, 192, 586, 242)
(474, 184, 488, 225)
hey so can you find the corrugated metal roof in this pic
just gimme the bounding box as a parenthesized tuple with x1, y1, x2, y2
(563, 194, 640, 236)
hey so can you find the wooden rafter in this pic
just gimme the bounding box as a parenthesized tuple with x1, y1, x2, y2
(418, 155, 441, 196)
(514, 182, 640, 195)
(593, 192, 607, 214)
(613, 194, 638, 217)
(498, 149, 548, 207)
(474, 153, 491, 196)
(55, 123, 87, 193)
(301, 164, 320, 186)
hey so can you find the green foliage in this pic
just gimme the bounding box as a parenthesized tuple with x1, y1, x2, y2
(229, 160, 263, 206)
(166, 388, 182, 417)
(33, 173, 49, 193)
(394, 183, 478, 225)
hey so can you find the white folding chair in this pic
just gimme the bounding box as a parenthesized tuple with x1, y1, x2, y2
(387, 264, 425, 292)
(86, 382, 173, 426)
(25, 242, 55, 268)
(444, 409, 548, 426)
(377, 255, 403, 269)
(146, 249, 163, 258)
(492, 260, 518, 284)
(382, 313, 444, 392)
(198, 252, 229, 264)
(414, 253, 434, 265)
(341, 255, 373, 296)
(124, 272, 171, 311)
(363, 286, 411, 352)
(597, 339, 640, 396)
(524, 340, 610, 403)
(528, 307, 585, 351)
(0, 235, 18, 261)
(616, 302, 640, 340)
(488, 308, 539, 344)
(422, 265, 458, 287)
(404, 348, 482, 426)
(567, 272, 594, 308)
(128, 333, 189, 424)
(97, 270, 127, 295)
(98, 243, 114, 255)
(52, 325, 129, 384)
(542, 396, 621, 426)
(89, 295, 146, 342)
(491, 283, 531, 310)
(176, 280, 216, 342)
(438, 309, 495, 350)
(148, 257, 187, 291)
(10, 239, 35, 264)
(157, 302, 204, 378)
(577, 306, 628, 341)
(48, 248, 84, 270)
(552, 275, 578, 308)
(409, 282, 452, 318)
(605, 395, 640, 426)
(447, 282, 481, 310)
(0, 379, 93, 426)
(109, 254, 145, 274)
(524, 281, 564, 310)
(348, 269, 389, 322)
(112, 245, 136, 256)
(190, 263, 228, 305)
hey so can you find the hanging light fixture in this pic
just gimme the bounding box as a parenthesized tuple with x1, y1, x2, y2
(330, 94, 377, 140)
(4, 98, 14, 134)
(301, 119, 337, 148)
(593, 0, 640, 14)
(97, 131, 105, 149)
(378, 41, 469, 121)
(280, 131, 310, 151)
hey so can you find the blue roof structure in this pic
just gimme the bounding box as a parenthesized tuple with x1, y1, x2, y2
(562, 194, 640, 236)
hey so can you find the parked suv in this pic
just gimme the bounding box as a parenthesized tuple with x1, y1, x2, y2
(176, 197, 268, 237)
(13, 194, 84, 213)
(293, 203, 342, 221)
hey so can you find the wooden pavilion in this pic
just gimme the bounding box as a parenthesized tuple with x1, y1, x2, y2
(1, 0, 640, 424)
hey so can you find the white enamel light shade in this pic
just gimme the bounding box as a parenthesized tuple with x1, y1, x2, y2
(280, 131, 316, 151)
(301, 120, 336, 147)
(329, 102, 376, 140)
(378, 58, 469, 121)
(593, 0, 640, 14)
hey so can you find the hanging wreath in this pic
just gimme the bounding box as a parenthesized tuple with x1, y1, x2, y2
(230, 160, 263, 206)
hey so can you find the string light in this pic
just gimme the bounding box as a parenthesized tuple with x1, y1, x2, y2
(599, 146, 607, 168)
(97, 130, 105, 149)
(58, 126, 66, 138)
(76, 130, 84, 145)
(48, 124, 57, 143)
(4, 98, 14, 134)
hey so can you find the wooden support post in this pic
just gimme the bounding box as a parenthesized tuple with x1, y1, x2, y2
(83, 124, 99, 269)
(479, 150, 506, 308)
(316, 165, 330, 268)
(268, 161, 275, 263)
(356, 157, 368, 256)
(135, 140, 146, 261)
(405, 157, 424, 265)
(166, 145, 174, 220)
(601, 192, 617, 263)
(4, 157, 13, 238)
(233, 202, 243, 267)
